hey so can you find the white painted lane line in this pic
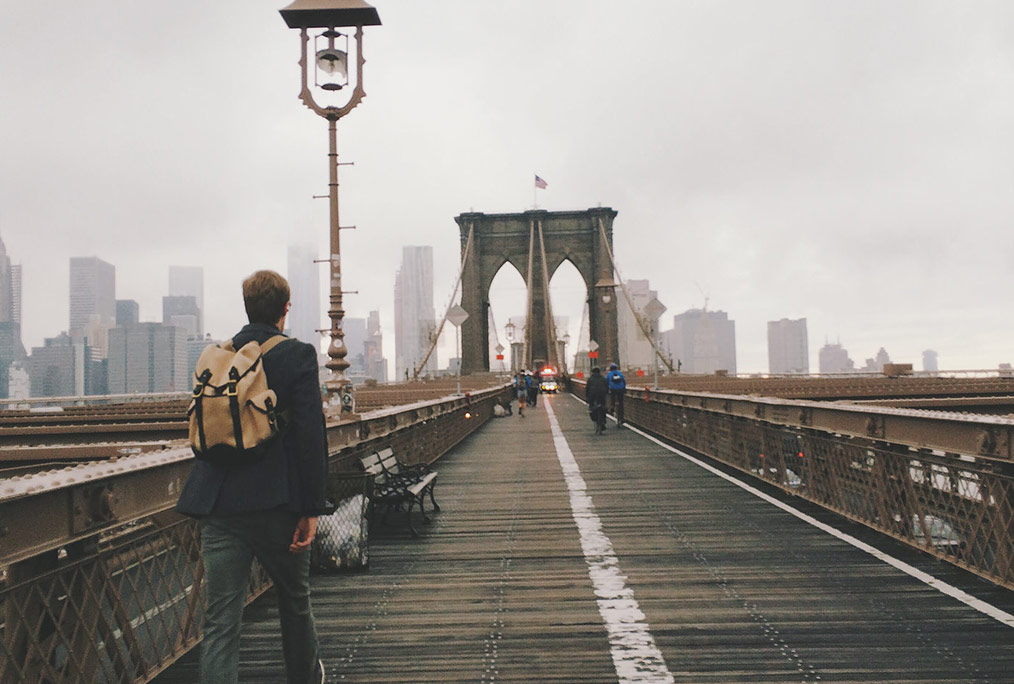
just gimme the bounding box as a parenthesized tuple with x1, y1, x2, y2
(544, 400, 675, 684)
(619, 418, 1014, 630)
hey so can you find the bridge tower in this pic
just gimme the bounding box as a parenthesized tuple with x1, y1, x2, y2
(455, 208, 619, 374)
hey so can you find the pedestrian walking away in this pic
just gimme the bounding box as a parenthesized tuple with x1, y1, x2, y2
(585, 366, 609, 435)
(176, 269, 330, 684)
(514, 371, 528, 418)
(527, 370, 538, 408)
(606, 362, 626, 427)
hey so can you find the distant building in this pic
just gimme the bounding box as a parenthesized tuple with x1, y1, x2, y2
(617, 279, 662, 370)
(394, 246, 437, 380)
(0, 235, 26, 397)
(69, 257, 116, 334)
(163, 295, 201, 339)
(116, 299, 140, 327)
(861, 347, 892, 373)
(27, 333, 103, 397)
(286, 244, 321, 348)
(922, 349, 939, 373)
(364, 310, 388, 383)
(168, 266, 204, 335)
(0, 235, 21, 326)
(768, 318, 809, 374)
(7, 360, 29, 400)
(0, 322, 27, 398)
(188, 335, 215, 375)
(343, 317, 368, 381)
(107, 323, 189, 394)
(663, 309, 736, 375)
(818, 341, 854, 374)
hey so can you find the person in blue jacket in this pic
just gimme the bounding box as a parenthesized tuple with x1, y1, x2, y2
(605, 362, 626, 427)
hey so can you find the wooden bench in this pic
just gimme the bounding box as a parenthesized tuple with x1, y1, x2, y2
(359, 447, 439, 536)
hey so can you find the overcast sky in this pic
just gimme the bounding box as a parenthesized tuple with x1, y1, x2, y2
(2, 1, 1012, 374)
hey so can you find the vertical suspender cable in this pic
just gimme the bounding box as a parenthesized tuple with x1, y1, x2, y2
(537, 217, 560, 369)
(522, 217, 536, 369)
(592, 216, 673, 372)
(411, 225, 475, 381)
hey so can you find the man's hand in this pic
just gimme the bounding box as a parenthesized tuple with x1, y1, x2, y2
(289, 516, 318, 554)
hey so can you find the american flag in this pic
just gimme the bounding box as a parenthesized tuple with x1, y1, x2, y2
(534, 174, 548, 189)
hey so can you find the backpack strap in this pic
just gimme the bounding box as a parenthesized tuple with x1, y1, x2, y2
(193, 368, 213, 454)
(259, 334, 288, 355)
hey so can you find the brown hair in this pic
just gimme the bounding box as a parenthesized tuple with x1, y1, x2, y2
(242, 270, 290, 325)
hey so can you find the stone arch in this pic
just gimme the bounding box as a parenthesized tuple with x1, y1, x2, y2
(455, 208, 619, 374)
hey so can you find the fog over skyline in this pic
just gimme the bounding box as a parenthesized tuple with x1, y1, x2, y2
(2, 1, 1012, 374)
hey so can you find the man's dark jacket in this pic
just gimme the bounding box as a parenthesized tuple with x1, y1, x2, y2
(176, 323, 329, 517)
(585, 373, 608, 405)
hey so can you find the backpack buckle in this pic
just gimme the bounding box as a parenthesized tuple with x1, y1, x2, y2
(226, 381, 238, 397)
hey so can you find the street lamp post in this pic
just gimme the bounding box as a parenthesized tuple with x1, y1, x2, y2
(279, 0, 381, 415)
(643, 297, 667, 391)
(505, 321, 516, 372)
(447, 305, 469, 396)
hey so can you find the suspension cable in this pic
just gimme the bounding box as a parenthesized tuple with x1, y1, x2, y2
(522, 217, 536, 368)
(537, 216, 560, 370)
(596, 217, 675, 373)
(411, 225, 475, 381)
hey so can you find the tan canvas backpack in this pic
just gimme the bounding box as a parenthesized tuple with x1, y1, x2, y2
(188, 335, 288, 464)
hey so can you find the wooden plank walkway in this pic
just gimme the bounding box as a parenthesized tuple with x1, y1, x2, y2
(156, 394, 1014, 683)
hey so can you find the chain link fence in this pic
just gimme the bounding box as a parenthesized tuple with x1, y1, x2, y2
(311, 474, 370, 572)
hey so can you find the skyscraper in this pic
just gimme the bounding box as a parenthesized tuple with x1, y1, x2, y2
(116, 299, 140, 327)
(663, 309, 737, 375)
(768, 318, 809, 375)
(286, 243, 321, 348)
(394, 246, 436, 380)
(0, 236, 19, 325)
(168, 266, 204, 337)
(0, 235, 26, 398)
(342, 317, 368, 380)
(818, 341, 854, 374)
(107, 323, 189, 394)
(617, 279, 660, 369)
(364, 310, 388, 382)
(27, 333, 103, 397)
(69, 257, 116, 333)
(163, 295, 201, 339)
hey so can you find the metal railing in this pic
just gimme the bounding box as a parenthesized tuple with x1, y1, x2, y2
(615, 384, 1014, 589)
(0, 385, 511, 684)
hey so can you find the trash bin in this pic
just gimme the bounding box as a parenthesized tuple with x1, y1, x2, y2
(311, 473, 370, 572)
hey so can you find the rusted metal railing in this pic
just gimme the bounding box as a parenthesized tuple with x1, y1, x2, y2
(613, 384, 1014, 589)
(0, 386, 511, 684)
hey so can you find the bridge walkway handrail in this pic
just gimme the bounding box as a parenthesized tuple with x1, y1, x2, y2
(573, 378, 1014, 590)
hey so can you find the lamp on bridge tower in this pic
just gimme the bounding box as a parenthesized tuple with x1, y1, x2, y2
(279, 0, 382, 415)
(505, 320, 522, 373)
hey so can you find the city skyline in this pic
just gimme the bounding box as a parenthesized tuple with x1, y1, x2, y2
(3, 2, 1013, 373)
(3, 245, 968, 379)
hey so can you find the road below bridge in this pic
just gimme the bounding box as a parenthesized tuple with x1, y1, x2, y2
(157, 393, 1014, 683)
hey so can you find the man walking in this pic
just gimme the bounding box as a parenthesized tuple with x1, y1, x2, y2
(606, 362, 626, 426)
(177, 270, 329, 684)
(514, 370, 528, 418)
(586, 366, 609, 435)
